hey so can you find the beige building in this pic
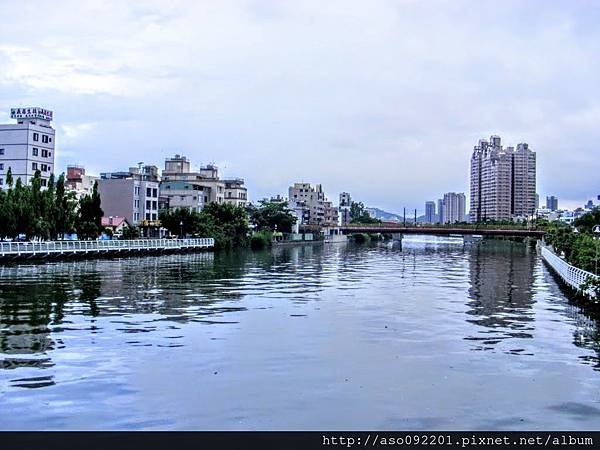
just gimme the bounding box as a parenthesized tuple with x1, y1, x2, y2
(470, 135, 536, 222)
(288, 182, 338, 227)
(223, 178, 247, 207)
(160, 154, 247, 211)
(512, 143, 536, 218)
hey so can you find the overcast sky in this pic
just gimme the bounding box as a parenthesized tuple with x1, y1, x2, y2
(1, 0, 598, 213)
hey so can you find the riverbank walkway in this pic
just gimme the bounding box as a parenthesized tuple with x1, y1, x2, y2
(540, 243, 598, 299)
(0, 238, 214, 262)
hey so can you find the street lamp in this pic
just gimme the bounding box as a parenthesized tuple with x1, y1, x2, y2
(180, 221, 184, 239)
(593, 225, 600, 276)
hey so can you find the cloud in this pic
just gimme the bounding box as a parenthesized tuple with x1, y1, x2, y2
(0, 0, 599, 212)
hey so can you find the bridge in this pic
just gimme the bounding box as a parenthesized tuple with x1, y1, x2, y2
(340, 224, 545, 238)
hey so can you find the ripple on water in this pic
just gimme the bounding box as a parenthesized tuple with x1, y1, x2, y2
(1, 242, 600, 430)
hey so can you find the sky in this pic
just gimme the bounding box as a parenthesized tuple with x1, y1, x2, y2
(0, 0, 599, 213)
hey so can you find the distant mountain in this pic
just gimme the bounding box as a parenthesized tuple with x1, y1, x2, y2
(366, 208, 443, 224)
(366, 207, 402, 222)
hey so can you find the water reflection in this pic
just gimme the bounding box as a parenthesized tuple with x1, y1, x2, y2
(1, 241, 600, 430)
(466, 240, 536, 352)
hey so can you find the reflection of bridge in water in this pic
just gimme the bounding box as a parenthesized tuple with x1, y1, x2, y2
(340, 224, 545, 240)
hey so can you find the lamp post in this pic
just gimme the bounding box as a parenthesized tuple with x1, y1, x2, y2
(180, 221, 184, 239)
(593, 225, 600, 276)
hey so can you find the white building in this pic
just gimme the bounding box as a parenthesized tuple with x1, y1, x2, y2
(0, 107, 55, 188)
(438, 192, 466, 224)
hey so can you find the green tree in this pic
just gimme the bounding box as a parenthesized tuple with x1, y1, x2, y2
(349, 201, 381, 224)
(53, 174, 77, 239)
(121, 226, 140, 240)
(76, 181, 104, 240)
(197, 203, 250, 250)
(158, 208, 201, 237)
(249, 200, 297, 233)
(574, 207, 600, 234)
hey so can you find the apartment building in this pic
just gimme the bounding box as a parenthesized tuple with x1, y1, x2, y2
(470, 135, 536, 222)
(425, 201, 436, 223)
(439, 192, 466, 224)
(223, 178, 248, 207)
(0, 107, 55, 188)
(161, 154, 248, 210)
(288, 182, 338, 227)
(98, 165, 160, 228)
(512, 143, 536, 218)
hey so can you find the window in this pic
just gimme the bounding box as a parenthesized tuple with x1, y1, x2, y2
(134, 199, 139, 208)
(152, 201, 157, 209)
(32, 162, 38, 170)
(33, 133, 39, 142)
(145, 213, 150, 220)
(42, 135, 49, 144)
(146, 187, 152, 197)
(41, 179, 47, 187)
(152, 188, 158, 197)
(146, 200, 151, 209)
(152, 213, 157, 221)
(32, 147, 38, 156)
(42, 149, 48, 158)
(41, 164, 48, 172)
(134, 186, 140, 195)
(0, 148, 3, 155)
(0, 164, 3, 170)
(0, 179, 3, 186)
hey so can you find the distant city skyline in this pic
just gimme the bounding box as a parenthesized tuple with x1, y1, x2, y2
(1, 1, 599, 212)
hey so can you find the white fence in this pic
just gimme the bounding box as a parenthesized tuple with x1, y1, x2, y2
(540, 244, 598, 299)
(0, 238, 214, 257)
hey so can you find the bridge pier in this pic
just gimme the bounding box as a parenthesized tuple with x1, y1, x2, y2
(391, 233, 403, 242)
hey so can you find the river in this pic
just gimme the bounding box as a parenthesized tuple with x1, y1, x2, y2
(1, 237, 599, 430)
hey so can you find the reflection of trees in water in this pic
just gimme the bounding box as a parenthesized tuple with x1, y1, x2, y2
(466, 240, 536, 351)
(553, 290, 600, 371)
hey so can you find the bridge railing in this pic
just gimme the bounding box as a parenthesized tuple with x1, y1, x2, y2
(540, 244, 598, 299)
(0, 238, 214, 256)
(343, 223, 540, 231)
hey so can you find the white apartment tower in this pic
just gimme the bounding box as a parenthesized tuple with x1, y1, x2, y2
(511, 143, 536, 218)
(470, 135, 535, 222)
(0, 107, 55, 188)
(441, 192, 466, 224)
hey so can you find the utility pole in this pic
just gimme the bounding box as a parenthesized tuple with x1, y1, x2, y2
(594, 225, 600, 275)
(403, 208, 406, 227)
(414, 209, 417, 225)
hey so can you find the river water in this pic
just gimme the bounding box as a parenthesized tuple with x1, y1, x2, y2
(1, 237, 599, 430)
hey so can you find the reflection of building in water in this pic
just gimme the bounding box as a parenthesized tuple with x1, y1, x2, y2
(0, 288, 57, 362)
(466, 240, 536, 350)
